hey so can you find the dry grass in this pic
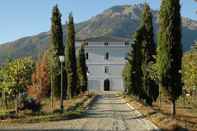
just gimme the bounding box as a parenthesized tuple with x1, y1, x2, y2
(122, 95, 197, 131)
(0, 93, 96, 124)
(42, 93, 92, 113)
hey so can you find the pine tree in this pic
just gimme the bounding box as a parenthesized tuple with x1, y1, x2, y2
(141, 4, 159, 106)
(65, 13, 77, 99)
(157, 0, 182, 117)
(77, 44, 88, 93)
(50, 5, 65, 97)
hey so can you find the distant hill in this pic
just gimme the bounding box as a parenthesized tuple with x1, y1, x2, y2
(0, 4, 197, 63)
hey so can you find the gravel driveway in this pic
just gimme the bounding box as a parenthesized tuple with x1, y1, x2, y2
(0, 93, 158, 131)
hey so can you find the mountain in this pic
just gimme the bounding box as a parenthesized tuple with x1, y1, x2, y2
(0, 4, 197, 63)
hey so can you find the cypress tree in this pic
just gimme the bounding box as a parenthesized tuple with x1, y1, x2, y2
(77, 44, 88, 93)
(124, 4, 159, 105)
(65, 13, 77, 99)
(141, 4, 159, 106)
(123, 49, 134, 95)
(157, 0, 182, 117)
(141, 4, 155, 63)
(122, 62, 129, 94)
(50, 5, 65, 97)
(123, 29, 144, 98)
(132, 28, 145, 99)
(51, 5, 64, 55)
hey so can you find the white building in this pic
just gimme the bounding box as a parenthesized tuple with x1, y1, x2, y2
(76, 36, 130, 92)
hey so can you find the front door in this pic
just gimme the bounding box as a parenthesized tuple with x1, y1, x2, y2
(104, 79, 110, 91)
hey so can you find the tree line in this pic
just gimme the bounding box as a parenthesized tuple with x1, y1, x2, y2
(49, 5, 88, 99)
(122, 0, 182, 117)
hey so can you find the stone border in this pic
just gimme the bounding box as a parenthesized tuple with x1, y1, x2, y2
(83, 95, 98, 111)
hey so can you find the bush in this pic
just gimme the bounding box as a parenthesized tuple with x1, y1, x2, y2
(20, 97, 41, 113)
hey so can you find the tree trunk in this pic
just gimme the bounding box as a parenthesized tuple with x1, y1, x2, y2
(15, 93, 19, 114)
(2, 90, 5, 109)
(51, 74, 54, 110)
(172, 100, 176, 117)
(159, 83, 162, 108)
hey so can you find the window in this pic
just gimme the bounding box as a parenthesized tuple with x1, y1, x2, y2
(124, 53, 129, 60)
(125, 42, 129, 46)
(105, 52, 109, 60)
(86, 52, 88, 60)
(104, 66, 109, 73)
(86, 67, 90, 75)
(104, 42, 109, 46)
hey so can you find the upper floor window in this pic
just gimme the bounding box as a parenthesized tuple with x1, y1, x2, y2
(104, 66, 109, 73)
(104, 42, 109, 46)
(105, 52, 109, 60)
(86, 52, 88, 60)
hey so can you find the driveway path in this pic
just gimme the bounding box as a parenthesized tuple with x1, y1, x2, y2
(0, 93, 158, 131)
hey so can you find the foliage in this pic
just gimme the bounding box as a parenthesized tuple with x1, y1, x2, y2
(3, 57, 34, 95)
(51, 4, 64, 56)
(123, 28, 144, 98)
(28, 53, 50, 101)
(122, 4, 159, 106)
(50, 5, 65, 97)
(122, 62, 130, 94)
(132, 28, 146, 99)
(0, 57, 34, 113)
(0, 66, 13, 95)
(65, 13, 78, 99)
(20, 96, 42, 113)
(122, 43, 137, 96)
(140, 4, 159, 105)
(157, 0, 182, 116)
(77, 44, 88, 93)
(182, 51, 197, 92)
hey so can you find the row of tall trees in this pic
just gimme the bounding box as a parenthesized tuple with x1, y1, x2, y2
(123, 3, 159, 106)
(123, 0, 182, 117)
(49, 5, 88, 101)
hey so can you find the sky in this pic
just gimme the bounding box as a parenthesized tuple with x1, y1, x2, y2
(0, 0, 197, 44)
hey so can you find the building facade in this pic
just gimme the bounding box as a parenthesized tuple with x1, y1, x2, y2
(76, 37, 130, 92)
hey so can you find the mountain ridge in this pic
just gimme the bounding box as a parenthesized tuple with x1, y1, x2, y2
(0, 4, 197, 63)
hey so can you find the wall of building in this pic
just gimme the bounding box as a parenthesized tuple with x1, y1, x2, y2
(76, 41, 130, 92)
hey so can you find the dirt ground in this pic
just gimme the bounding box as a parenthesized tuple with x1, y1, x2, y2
(0, 92, 158, 131)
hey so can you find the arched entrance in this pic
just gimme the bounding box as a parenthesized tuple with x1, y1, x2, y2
(104, 79, 110, 91)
